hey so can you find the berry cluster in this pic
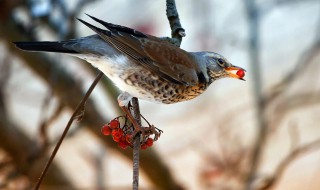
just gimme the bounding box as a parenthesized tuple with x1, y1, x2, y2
(101, 116, 160, 150)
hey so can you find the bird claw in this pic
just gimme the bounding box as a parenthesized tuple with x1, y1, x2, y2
(141, 125, 162, 141)
(119, 105, 162, 145)
(127, 122, 163, 144)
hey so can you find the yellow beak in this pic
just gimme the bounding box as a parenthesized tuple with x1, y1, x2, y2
(225, 66, 246, 80)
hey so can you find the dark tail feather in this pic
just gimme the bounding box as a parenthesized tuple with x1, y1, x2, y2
(85, 13, 147, 38)
(13, 41, 79, 53)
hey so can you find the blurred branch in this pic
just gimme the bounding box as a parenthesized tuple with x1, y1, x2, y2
(260, 138, 320, 190)
(270, 91, 320, 128)
(243, 1, 269, 190)
(38, 102, 64, 152)
(264, 0, 320, 105)
(82, 149, 105, 190)
(0, 0, 25, 21)
(265, 43, 320, 105)
(0, 84, 73, 188)
(288, 122, 300, 152)
(243, 1, 320, 189)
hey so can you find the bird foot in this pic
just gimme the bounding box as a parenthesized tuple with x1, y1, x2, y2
(119, 104, 162, 145)
(117, 92, 132, 107)
(119, 105, 142, 136)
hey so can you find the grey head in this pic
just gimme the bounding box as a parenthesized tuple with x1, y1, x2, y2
(192, 51, 246, 84)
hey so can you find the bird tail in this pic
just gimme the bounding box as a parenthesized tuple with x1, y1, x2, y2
(13, 41, 79, 54)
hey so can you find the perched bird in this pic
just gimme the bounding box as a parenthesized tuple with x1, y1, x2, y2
(14, 14, 245, 106)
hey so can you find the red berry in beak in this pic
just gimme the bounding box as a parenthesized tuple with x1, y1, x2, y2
(236, 69, 245, 78)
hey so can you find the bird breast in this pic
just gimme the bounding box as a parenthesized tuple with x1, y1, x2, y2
(77, 54, 208, 104)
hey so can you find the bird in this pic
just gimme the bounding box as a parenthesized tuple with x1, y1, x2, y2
(14, 14, 246, 107)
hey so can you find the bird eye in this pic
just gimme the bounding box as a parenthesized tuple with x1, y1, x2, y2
(217, 58, 225, 67)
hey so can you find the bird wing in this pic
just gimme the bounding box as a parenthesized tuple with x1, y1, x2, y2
(78, 14, 201, 85)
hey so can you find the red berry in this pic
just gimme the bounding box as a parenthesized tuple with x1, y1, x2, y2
(125, 134, 132, 143)
(145, 138, 153, 147)
(118, 140, 129, 149)
(109, 119, 120, 129)
(101, 125, 112, 136)
(141, 144, 148, 150)
(236, 69, 245, 78)
(112, 129, 123, 139)
(113, 136, 121, 142)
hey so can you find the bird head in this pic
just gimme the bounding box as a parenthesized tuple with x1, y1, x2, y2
(203, 52, 246, 82)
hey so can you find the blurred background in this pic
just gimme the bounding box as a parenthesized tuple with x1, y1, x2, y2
(0, 0, 320, 189)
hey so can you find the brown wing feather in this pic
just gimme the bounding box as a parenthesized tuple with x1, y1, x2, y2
(108, 31, 200, 85)
(141, 38, 200, 85)
(107, 33, 186, 84)
(81, 15, 200, 85)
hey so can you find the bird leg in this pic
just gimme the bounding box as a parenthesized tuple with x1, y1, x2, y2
(119, 105, 145, 140)
(118, 92, 144, 140)
(117, 92, 162, 143)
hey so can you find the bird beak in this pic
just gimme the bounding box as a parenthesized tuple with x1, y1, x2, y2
(225, 66, 246, 81)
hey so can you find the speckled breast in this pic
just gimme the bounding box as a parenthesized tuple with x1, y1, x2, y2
(120, 70, 208, 104)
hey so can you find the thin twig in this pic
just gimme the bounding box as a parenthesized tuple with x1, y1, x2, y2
(33, 71, 104, 190)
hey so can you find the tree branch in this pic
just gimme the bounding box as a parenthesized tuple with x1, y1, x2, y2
(33, 72, 104, 190)
(131, 98, 141, 190)
(165, 0, 185, 46)
(129, 1, 186, 189)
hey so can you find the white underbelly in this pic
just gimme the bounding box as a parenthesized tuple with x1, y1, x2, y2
(75, 54, 155, 101)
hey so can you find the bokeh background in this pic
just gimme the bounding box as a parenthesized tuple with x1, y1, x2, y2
(0, 0, 320, 189)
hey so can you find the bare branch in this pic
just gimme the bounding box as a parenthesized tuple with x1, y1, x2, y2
(0, 90, 73, 188)
(34, 72, 104, 190)
(166, 0, 185, 46)
(131, 98, 141, 190)
(38, 91, 64, 153)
